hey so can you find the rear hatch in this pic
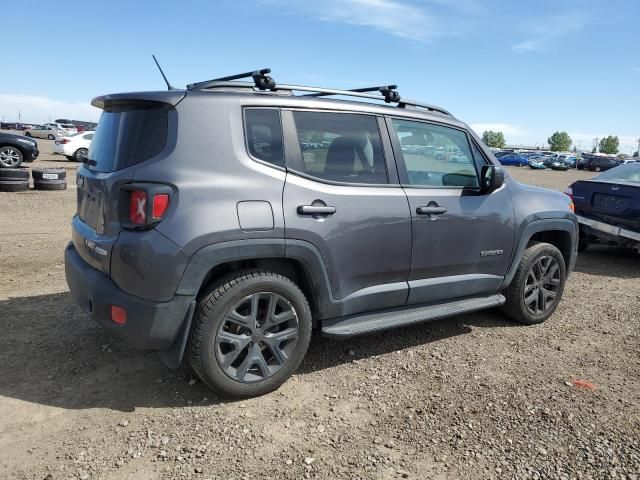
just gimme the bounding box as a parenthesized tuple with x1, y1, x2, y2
(573, 179, 640, 232)
(73, 91, 184, 275)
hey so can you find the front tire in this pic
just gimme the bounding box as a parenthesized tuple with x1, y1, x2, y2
(502, 242, 566, 325)
(47, 134, 55, 140)
(25, 132, 32, 137)
(0, 146, 23, 168)
(189, 271, 312, 398)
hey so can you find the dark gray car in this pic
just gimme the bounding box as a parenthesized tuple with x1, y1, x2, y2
(65, 71, 578, 397)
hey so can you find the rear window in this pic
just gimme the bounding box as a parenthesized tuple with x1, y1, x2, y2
(87, 104, 169, 172)
(595, 164, 640, 183)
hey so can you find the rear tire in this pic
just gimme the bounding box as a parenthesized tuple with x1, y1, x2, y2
(502, 242, 566, 325)
(73, 148, 88, 162)
(47, 134, 55, 140)
(189, 271, 312, 398)
(25, 132, 32, 137)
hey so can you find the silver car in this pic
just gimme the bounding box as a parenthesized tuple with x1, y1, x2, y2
(25, 124, 67, 140)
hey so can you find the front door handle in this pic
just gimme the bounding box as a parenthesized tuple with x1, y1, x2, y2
(297, 205, 337, 215)
(416, 205, 447, 215)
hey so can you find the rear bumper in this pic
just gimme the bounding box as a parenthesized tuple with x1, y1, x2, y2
(65, 242, 194, 350)
(577, 215, 640, 243)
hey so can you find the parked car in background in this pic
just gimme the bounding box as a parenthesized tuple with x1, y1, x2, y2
(497, 153, 529, 166)
(587, 156, 621, 172)
(45, 122, 78, 134)
(53, 131, 94, 161)
(557, 155, 577, 168)
(577, 156, 590, 170)
(0, 132, 39, 168)
(25, 124, 67, 140)
(566, 163, 640, 253)
(529, 160, 546, 169)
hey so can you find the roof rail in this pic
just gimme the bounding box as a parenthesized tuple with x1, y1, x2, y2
(187, 72, 452, 117)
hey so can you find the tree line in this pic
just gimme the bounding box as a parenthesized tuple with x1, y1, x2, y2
(481, 130, 633, 156)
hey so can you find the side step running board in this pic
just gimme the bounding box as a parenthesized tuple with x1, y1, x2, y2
(321, 294, 505, 338)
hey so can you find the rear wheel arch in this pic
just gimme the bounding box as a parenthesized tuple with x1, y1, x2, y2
(176, 240, 334, 322)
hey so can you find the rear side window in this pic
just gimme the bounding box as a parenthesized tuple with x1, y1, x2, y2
(390, 118, 478, 188)
(88, 104, 169, 173)
(292, 111, 387, 184)
(244, 109, 284, 167)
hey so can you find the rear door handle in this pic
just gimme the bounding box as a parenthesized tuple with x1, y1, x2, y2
(416, 206, 447, 215)
(297, 205, 337, 215)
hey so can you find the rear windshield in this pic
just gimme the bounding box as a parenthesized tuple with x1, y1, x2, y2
(595, 164, 640, 184)
(87, 104, 169, 172)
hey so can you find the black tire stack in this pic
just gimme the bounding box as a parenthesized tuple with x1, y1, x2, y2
(32, 168, 67, 191)
(0, 168, 29, 192)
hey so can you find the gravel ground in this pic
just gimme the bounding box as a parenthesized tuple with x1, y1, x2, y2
(0, 136, 638, 480)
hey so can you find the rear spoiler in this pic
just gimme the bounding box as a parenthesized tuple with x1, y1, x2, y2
(91, 90, 186, 110)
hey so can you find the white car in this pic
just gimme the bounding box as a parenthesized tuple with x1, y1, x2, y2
(53, 131, 94, 162)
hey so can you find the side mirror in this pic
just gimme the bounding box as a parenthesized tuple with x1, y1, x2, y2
(480, 165, 505, 193)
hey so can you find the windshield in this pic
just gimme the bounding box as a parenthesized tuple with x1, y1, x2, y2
(595, 164, 640, 184)
(87, 104, 169, 173)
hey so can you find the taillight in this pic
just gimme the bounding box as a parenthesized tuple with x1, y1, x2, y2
(563, 185, 575, 212)
(152, 194, 170, 219)
(122, 185, 172, 229)
(55, 138, 70, 145)
(129, 190, 147, 225)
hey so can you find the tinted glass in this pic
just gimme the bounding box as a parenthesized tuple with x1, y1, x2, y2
(292, 111, 387, 184)
(88, 104, 169, 173)
(244, 109, 284, 167)
(595, 164, 640, 183)
(391, 119, 478, 187)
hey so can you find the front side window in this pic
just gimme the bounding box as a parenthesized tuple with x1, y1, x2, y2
(391, 119, 479, 188)
(292, 111, 387, 184)
(244, 109, 284, 167)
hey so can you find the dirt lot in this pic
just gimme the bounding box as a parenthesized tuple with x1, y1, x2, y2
(1, 137, 639, 480)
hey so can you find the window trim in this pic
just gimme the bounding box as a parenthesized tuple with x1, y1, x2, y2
(242, 107, 286, 172)
(282, 108, 397, 187)
(386, 116, 483, 191)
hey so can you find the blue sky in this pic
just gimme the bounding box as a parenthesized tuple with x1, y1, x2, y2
(2, 0, 639, 152)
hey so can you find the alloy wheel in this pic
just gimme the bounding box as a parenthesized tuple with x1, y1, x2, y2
(524, 256, 561, 315)
(215, 292, 299, 383)
(0, 147, 20, 167)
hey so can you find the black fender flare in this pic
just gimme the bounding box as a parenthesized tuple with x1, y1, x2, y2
(501, 216, 578, 289)
(162, 238, 337, 369)
(175, 238, 337, 316)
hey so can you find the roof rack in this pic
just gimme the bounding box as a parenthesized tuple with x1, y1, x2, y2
(187, 68, 275, 91)
(305, 85, 401, 103)
(187, 68, 452, 117)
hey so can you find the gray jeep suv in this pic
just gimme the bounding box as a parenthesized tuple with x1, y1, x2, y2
(65, 69, 578, 397)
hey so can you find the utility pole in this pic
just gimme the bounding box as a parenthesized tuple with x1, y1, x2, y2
(637, 137, 640, 157)
(593, 138, 599, 153)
